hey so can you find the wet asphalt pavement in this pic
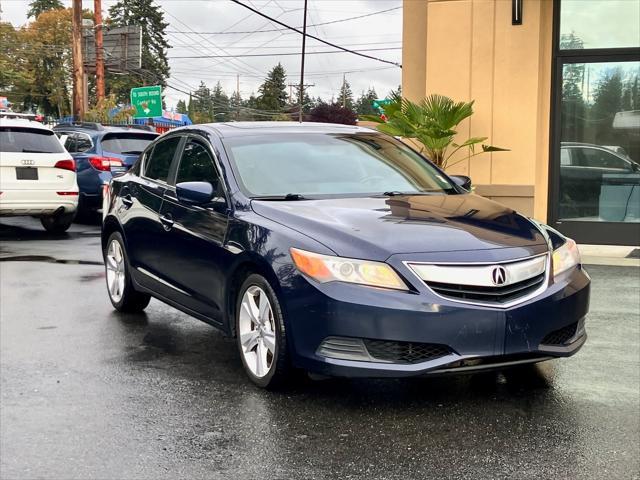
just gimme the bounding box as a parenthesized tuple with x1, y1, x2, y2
(1, 216, 639, 480)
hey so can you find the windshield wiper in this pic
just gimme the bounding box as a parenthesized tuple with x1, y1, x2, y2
(22, 149, 49, 153)
(252, 193, 307, 201)
(119, 150, 143, 155)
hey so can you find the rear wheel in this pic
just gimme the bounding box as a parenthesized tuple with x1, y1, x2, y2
(236, 274, 292, 389)
(40, 212, 75, 233)
(104, 232, 150, 312)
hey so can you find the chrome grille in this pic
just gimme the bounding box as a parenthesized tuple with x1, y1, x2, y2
(406, 254, 549, 307)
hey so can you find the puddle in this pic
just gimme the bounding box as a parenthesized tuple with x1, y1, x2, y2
(0, 255, 103, 266)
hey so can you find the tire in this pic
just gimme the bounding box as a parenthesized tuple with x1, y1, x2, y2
(104, 231, 151, 313)
(235, 273, 292, 389)
(40, 212, 75, 233)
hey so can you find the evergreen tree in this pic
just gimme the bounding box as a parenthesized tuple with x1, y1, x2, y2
(230, 90, 242, 120)
(388, 84, 402, 99)
(107, 0, 170, 103)
(338, 79, 355, 110)
(294, 85, 313, 113)
(356, 87, 378, 115)
(211, 81, 230, 122)
(257, 63, 287, 112)
(27, 0, 63, 19)
(190, 81, 213, 123)
(175, 99, 187, 114)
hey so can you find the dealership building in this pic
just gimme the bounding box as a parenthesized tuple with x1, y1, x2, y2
(401, 0, 639, 245)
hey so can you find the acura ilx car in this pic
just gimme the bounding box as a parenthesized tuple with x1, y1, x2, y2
(102, 122, 590, 389)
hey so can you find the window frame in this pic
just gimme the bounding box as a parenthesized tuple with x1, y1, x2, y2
(547, 0, 640, 245)
(168, 133, 231, 208)
(141, 133, 184, 186)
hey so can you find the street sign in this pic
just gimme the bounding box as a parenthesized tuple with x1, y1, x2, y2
(130, 86, 162, 118)
(372, 99, 393, 111)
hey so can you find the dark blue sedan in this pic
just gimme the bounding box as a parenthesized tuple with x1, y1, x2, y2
(53, 123, 158, 214)
(102, 122, 590, 389)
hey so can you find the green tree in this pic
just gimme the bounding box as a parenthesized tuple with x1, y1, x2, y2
(229, 90, 242, 120)
(20, 8, 73, 116)
(257, 63, 287, 113)
(338, 79, 354, 110)
(175, 99, 187, 114)
(364, 94, 507, 170)
(211, 81, 230, 122)
(355, 87, 378, 115)
(190, 81, 212, 123)
(0, 23, 32, 100)
(559, 33, 586, 141)
(107, 0, 170, 102)
(27, 0, 63, 19)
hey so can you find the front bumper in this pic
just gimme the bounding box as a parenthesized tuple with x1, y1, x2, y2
(280, 263, 590, 378)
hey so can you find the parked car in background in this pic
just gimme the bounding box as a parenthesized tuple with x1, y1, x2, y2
(53, 123, 158, 215)
(0, 118, 78, 233)
(102, 122, 590, 389)
(560, 141, 640, 220)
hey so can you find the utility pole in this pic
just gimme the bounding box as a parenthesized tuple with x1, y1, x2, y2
(72, 0, 85, 119)
(94, 0, 105, 102)
(298, 0, 308, 123)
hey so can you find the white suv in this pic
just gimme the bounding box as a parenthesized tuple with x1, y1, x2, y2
(0, 118, 79, 233)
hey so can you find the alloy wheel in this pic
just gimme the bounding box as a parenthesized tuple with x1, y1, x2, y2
(105, 239, 126, 303)
(238, 285, 276, 378)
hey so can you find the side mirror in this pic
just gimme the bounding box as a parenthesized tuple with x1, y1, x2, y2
(450, 175, 472, 191)
(176, 181, 216, 205)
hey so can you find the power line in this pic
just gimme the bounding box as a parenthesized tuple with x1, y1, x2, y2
(165, 6, 401, 35)
(228, 0, 401, 68)
(169, 47, 401, 59)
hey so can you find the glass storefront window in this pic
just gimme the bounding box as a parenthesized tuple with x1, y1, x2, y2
(559, 61, 640, 223)
(560, 0, 640, 50)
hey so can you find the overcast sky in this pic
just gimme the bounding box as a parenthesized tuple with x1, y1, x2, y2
(0, 0, 402, 109)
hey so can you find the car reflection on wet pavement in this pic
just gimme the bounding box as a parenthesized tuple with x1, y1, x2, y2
(1, 217, 639, 479)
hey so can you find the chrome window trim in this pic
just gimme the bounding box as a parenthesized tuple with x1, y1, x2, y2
(403, 252, 551, 309)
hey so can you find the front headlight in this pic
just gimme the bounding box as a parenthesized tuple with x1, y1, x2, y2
(552, 238, 581, 278)
(290, 248, 408, 291)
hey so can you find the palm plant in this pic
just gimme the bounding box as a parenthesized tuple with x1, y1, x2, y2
(364, 94, 507, 170)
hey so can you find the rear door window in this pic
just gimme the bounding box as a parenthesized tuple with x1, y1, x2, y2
(0, 127, 65, 153)
(101, 133, 157, 155)
(144, 136, 181, 183)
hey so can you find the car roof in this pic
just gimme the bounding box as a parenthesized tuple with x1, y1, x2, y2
(189, 121, 376, 138)
(0, 118, 52, 131)
(53, 123, 158, 136)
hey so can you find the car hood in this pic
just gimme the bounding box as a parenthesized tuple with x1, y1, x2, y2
(251, 194, 548, 261)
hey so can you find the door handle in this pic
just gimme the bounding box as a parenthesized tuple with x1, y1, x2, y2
(159, 213, 174, 231)
(121, 195, 133, 207)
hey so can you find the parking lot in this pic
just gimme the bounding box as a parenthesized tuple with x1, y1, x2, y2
(1, 216, 639, 480)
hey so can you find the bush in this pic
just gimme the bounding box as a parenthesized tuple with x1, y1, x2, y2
(308, 103, 357, 125)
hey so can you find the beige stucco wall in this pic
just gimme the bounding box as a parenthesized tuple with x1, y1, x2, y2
(402, 0, 553, 220)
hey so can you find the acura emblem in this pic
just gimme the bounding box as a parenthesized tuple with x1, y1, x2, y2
(491, 266, 507, 286)
(21, 159, 35, 166)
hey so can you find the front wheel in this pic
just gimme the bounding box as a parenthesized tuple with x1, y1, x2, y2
(40, 212, 75, 233)
(104, 232, 151, 312)
(236, 274, 292, 389)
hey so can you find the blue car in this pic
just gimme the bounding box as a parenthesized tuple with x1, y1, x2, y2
(53, 123, 158, 214)
(102, 122, 590, 389)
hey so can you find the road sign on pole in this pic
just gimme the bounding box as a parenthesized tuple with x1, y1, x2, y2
(130, 86, 162, 118)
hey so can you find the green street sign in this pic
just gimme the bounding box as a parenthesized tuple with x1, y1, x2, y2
(372, 98, 393, 110)
(130, 86, 162, 118)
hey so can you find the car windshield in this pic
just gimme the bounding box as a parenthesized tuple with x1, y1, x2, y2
(101, 133, 156, 155)
(0, 127, 65, 153)
(222, 133, 455, 197)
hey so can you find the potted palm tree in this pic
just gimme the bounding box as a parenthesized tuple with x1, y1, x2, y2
(364, 94, 508, 171)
